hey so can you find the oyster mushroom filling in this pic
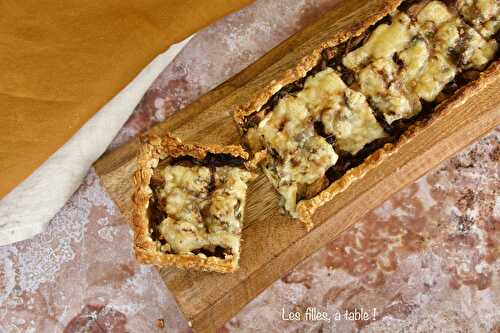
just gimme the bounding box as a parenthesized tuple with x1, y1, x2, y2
(243, 0, 498, 218)
(148, 155, 254, 261)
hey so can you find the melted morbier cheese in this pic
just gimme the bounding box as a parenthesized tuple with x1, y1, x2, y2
(414, 1, 497, 98)
(207, 166, 253, 234)
(411, 2, 458, 101)
(249, 68, 388, 216)
(299, 68, 387, 154)
(245, 0, 498, 220)
(342, 1, 497, 123)
(255, 86, 339, 216)
(157, 165, 252, 256)
(258, 101, 338, 215)
(418, 2, 497, 69)
(357, 56, 420, 123)
(158, 165, 210, 254)
(343, 12, 418, 70)
(457, 0, 500, 38)
(344, 12, 426, 123)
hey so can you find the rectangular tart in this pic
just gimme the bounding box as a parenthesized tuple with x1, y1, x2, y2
(235, 0, 499, 230)
(132, 134, 255, 273)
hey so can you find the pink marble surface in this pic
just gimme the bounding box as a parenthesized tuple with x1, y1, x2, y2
(1, 0, 499, 332)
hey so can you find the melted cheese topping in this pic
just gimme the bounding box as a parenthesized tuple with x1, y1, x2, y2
(156, 165, 252, 257)
(358, 57, 420, 123)
(256, 94, 338, 216)
(343, 1, 497, 123)
(417, 0, 453, 28)
(458, 0, 500, 38)
(344, 12, 426, 123)
(207, 166, 252, 234)
(300, 68, 386, 154)
(343, 12, 418, 70)
(249, 68, 388, 216)
(245, 0, 498, 219)
(411, 3, 457, 101)
(254, 77, 343, 215)
(415, 1, 497, 96)
(419, 2, 497, 68)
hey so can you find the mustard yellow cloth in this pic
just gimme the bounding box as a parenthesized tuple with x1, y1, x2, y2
(0, 0, 253, 198)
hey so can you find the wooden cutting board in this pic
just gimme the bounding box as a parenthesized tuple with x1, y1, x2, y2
(94, 0, 500, 331)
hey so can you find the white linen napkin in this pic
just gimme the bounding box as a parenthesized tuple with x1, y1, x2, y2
(0, 36, 193, 246)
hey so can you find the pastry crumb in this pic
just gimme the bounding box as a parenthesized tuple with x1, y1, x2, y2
(156, 318, 165, 329)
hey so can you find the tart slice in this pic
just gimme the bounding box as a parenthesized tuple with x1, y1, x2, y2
(235, 0, 498, 230)
(244, 67, 387, 227)
(132, 134, 255, 273)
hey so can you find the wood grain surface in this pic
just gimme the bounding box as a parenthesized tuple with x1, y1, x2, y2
(94, 0, 500, 331)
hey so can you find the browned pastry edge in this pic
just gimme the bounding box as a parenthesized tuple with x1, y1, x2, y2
(132, 133, 249, 273)
(232, 0, 500, 230)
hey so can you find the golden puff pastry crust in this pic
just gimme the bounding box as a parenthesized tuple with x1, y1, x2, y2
(132, 133, 254, 273)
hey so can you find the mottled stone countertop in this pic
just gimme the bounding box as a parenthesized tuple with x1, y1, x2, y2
(1, 0, 499, 332)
